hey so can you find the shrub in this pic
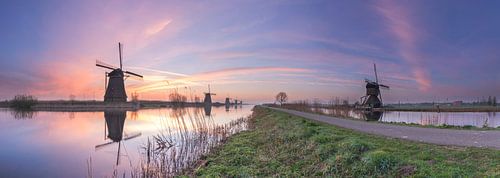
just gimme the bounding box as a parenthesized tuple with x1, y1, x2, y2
(9, 95, 38, 110)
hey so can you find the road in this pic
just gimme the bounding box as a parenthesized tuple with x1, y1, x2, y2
(268, 107, 500, 150)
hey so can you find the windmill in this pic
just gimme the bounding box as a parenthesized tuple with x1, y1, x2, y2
(225, 97, 231, 106)
(203, 84, 216, 106)
(360, 63, 390, 108)
(95, 110, 142, 166)
(96, 43, 143, 102)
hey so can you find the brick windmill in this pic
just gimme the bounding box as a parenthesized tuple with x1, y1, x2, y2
(360, 63, 390, 108)
(96, 43, 143, 102)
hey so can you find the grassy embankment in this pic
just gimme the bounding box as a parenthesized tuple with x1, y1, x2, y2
(193, 106, 499, 177)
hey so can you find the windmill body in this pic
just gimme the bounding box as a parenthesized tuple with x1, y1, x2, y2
(204, 93, 213, 105)
(105, 69, 127, 102)
(96, 43, 143, 102)
(362, 81, 382, 108)
(203, 84, 216, 106)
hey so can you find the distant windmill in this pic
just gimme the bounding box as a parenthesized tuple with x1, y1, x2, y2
(360, 63, 390, 108)
(225, 97, 231, 106)
(203, 84, 216, 106)
(96, 43, 143, 102)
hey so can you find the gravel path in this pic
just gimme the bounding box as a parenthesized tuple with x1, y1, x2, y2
(269, 107, 500, 150)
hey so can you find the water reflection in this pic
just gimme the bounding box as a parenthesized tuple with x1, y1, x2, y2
(10, 109, 36, 119)
(204, 105, 212, 116)
(95, 110, 141, 166)
(0, 105, 253, 177)
(313, 107, 500, 128)
(363, 111, 382, 121)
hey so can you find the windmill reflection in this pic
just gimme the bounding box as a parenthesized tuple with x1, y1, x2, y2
(363, 111, 383, 121)
(204, 105, 212, 116)
(95, 110, 141, 166)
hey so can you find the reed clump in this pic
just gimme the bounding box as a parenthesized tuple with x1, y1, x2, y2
(137, 107, 252, 177)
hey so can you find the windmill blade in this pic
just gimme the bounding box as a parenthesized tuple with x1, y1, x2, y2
(373, 63, 379, 83)
(95, 141, 117, 150)
(379, 84, 390, 89)
(96, 60, 118, 70)
(119, 43, 123, 70)
(379, 91, 384, 107)
(124, 71, 143, 78)
(116, 141, 121, 166)
(96, 64, 115, 70)
(123, 133, 142, 141)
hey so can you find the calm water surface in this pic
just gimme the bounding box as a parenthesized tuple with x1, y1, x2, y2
(0, 105, 253, 177)
(315, 108, 500, 128)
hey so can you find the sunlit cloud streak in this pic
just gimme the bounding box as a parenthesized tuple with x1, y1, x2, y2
(145, 19, 172, 37)
(130, 66, 313, 92)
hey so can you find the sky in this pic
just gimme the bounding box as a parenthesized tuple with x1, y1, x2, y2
(0, 0, 499, 104)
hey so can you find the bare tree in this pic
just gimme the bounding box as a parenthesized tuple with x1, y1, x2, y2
(275, 92, 288, 106)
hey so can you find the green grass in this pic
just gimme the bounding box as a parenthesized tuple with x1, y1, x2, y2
(193, 106, 500, 177)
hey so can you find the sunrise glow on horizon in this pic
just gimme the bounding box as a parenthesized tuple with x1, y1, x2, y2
(1, 0, 499, 103)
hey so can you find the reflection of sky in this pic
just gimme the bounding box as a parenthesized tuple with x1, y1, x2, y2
(0, 1, 499, 103)
(381, 112, 500, 128)
(319, 108, 500, 128)
(0, 106, 253, 177)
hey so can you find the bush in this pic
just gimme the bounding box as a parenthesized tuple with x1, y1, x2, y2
(9, 95, 38, 110)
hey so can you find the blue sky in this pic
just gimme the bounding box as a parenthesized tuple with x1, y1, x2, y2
(0, 0, 498, 103)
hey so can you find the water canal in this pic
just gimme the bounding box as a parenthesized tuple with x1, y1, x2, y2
(314, 108, 500, 128)
(0, 105, 253, 177)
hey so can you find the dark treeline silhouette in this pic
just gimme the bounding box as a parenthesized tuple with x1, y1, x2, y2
(9, 94, 38, 110)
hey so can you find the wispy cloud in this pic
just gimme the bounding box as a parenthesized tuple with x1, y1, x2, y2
(374, 0, 432, 91)
(145, 19, 172, 37)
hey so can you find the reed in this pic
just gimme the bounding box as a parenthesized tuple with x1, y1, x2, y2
(137, 107, 251, 177)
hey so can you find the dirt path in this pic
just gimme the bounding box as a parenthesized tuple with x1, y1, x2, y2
(268, 107, 500, 150)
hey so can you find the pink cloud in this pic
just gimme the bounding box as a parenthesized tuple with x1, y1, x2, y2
(375, 0, 432, 91)
(145, 19, 172, 37)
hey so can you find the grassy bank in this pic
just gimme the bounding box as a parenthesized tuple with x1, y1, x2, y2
(193, 106, 499, 177)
